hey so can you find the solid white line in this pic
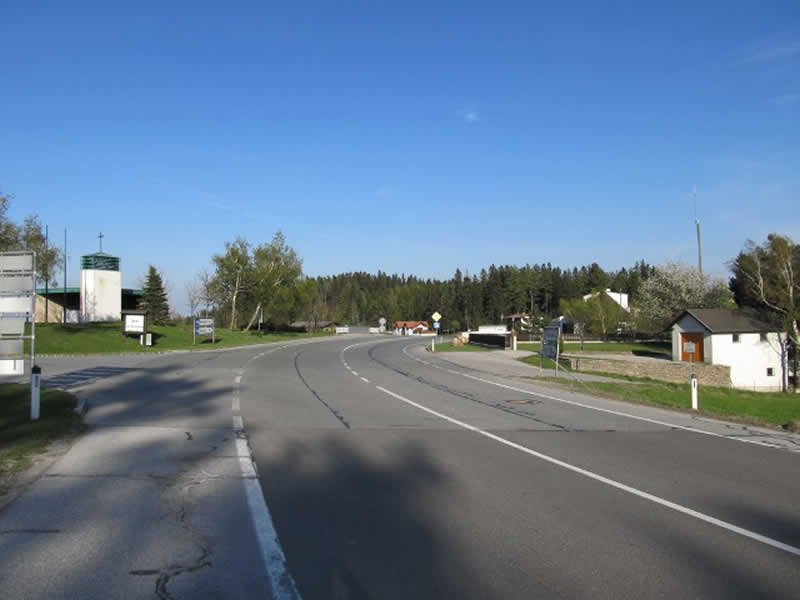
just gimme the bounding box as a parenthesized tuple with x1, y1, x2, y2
(233, 416, 302, 599)
(373, 385, 800, 557)
(400, 343, 784, 450)
(360, 377, 370, 383)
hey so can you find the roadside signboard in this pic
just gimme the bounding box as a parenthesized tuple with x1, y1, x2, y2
(0, 251, 35, 377)
(335, 326, 350, 334)
(541, 325, 560, 359)
(123, 312, 146, 334)
(434, 322, 440, 330)
(431, 311, 441, 322)
(194, 317, 215, 343)
(683, 341, 696, 355)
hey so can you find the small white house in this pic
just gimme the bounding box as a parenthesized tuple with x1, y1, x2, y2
(669, 308, 785, 391)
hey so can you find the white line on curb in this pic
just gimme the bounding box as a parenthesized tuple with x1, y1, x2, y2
(373, 385, 800, 558)
(233, 416, 302, 599)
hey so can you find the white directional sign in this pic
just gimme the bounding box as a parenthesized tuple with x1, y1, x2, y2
(0, 251, 35, 378)
(431, 311, 442, 322)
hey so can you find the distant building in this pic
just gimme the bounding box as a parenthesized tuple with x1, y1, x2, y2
(668, 308, 785, 391)
(393, 320, 431, 334)
(582, 289, 630, 312)
(34, 251, 142, 323)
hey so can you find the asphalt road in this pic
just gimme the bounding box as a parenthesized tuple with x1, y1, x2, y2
(241, 336, 800, 599)
(2, 335, 798, 599)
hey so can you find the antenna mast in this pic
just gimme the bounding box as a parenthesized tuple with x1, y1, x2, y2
(694, 185, 703, 274)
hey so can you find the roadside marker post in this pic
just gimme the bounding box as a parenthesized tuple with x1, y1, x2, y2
(690, 374, 698, 411)
(31, 365, 41, 420)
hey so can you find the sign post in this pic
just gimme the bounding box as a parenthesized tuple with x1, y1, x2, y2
(0, 252, 37, 418)
(431, 311, 442, 345)
(194, 317, 216, 344)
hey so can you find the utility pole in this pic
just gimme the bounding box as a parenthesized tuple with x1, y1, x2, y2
(63, 229, 67, 324)
(694, 185, 703, 274)
(44, 225, 49, 323)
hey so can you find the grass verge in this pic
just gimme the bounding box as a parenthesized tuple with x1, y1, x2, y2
(27, 322, 333, 354)
(532, 375, 800, 430)
(0, 383, 84, 486)
(519, 354, 573, 371)
(432, 341, 491, 352)
(519, 341, 671, 357)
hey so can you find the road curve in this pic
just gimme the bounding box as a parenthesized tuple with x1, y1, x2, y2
(240, 336, 800, 599)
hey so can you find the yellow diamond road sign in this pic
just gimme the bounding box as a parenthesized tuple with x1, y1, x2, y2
(431, 312, 441, 322)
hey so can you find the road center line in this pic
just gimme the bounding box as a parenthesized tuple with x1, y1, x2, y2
(374, 385, 800, 558)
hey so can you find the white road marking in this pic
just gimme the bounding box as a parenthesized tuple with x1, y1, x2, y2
(233, 416, 302, 599)
(235, 375, 242, 385)
(399, 343, 785, 450)
(360, 377, 370, 383)
(374, 385, 800, 558)
(232, 395, 240, 412)
(351, 371, 359, 376)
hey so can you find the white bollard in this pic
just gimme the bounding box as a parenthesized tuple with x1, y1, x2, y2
(690, 374, 698, 411)
(31, 365, 41, 421)
(431, 337, 435, 352)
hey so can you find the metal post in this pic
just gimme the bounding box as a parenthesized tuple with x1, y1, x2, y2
(44, 225, 49, 323)
(30, 252, 36, 370)
(63, 229, 67, 324)
(555, 332, 560, 376)
(31, 365, 41, 420)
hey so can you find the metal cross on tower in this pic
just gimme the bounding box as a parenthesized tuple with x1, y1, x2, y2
(98, 232, 104, 252)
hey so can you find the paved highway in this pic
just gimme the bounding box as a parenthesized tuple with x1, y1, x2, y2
(241, 336, 800, 599)
(2, 335, 798, 599)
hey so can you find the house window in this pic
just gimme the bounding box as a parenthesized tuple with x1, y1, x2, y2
(767, 367, 774, 377)
(732, 334, 740, 343)
(760, 333, 768, 343)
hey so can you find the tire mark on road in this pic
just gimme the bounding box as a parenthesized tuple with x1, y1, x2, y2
(294, 351, 350, 429)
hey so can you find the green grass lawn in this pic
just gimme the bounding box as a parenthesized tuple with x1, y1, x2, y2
(432, 341, 491, 352)
(519, 354, 572, 371)
(0, 384, 84, 484)
(536, 375, 800, 430)
(26, 322, 333, 355)
(519, 341, 671, 356)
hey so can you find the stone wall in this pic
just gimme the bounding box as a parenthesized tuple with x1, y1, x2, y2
(567, 356, 731, 387)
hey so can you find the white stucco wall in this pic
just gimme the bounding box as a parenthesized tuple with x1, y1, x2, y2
(708, 332, 784, 391)
(80, 269, 121, 322)
(671, 314, 709, 362)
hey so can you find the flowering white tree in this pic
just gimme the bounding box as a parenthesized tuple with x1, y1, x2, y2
(636, 263, 732, 331)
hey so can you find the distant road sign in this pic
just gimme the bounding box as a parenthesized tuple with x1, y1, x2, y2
(434, 322, 440, 329)
(431, 311, 442, 322)
(541, 325, 560, 359)
(195, 318, 215, 336)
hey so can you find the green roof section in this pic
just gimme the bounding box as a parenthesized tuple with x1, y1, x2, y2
(36, 287, 143, 296)
(36, 287, 80, 295)
(81, 252, 120, 271)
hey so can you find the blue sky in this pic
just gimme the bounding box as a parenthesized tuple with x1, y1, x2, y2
(2, 2, 798, 310)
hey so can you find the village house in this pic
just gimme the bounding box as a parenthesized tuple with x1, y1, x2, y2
(669, 308, 786, 391)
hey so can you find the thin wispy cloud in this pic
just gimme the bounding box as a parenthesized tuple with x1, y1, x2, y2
(739, 40, 800, 64)
(457, 106, 479, 123)
(771, 93, 800, 105)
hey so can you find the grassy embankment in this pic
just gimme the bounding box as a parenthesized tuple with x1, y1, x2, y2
(431, 341, 490, 352)
(518, 356, 800, 429)
(26, 322, 333, 354)
(0, 384, 83, 488)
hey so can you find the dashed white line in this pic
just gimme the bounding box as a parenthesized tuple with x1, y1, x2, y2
(232, 395, 240, 412)
(374, 385, 800, 558)
(351, 371, 359, 376)
(360, 377, 370, 383)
